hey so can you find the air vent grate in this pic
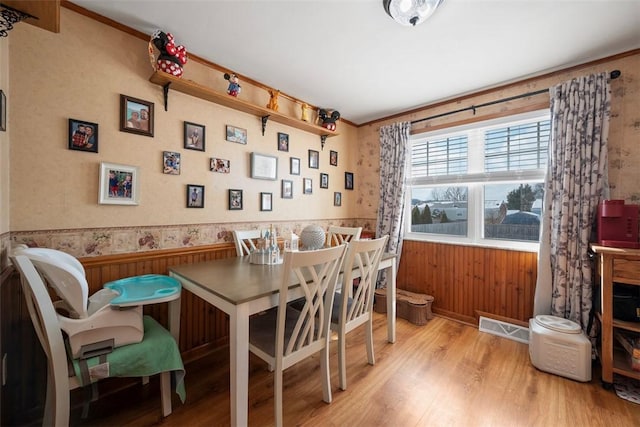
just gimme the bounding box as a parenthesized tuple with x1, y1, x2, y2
(479, 316, 529, 344)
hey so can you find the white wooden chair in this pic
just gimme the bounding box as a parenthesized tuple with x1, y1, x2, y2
(331, 235, 388, 391)
(233, 229, 264, 256)
(326, 226, 362, 247)
(248, 245, 347, 427)
(10, 254, 181, 426)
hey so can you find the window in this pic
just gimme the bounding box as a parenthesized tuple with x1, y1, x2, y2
(407, 111, 550, 250)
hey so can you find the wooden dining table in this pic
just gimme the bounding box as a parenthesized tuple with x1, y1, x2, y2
(168, 252, 397, 427)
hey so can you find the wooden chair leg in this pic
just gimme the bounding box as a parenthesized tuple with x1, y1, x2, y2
(275, 367, 284, 427)
(321, 346, 333, 403)
(338, 332, 347, 391)
(365, 318, 375, 365)
(160, 371, 172, 417)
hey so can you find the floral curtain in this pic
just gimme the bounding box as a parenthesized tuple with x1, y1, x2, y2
(376, 122, 411, 286)
(534, 72, 611, 332)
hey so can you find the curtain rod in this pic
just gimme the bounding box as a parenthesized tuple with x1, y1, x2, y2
(411, 70, 621, 126)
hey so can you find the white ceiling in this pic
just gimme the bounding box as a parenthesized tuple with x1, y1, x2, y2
(71, 0, 640, 125)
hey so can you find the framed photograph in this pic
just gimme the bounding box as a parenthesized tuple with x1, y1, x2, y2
(290, 157, 300, 175)
(277, 132, 289, 152)
(187, 184, 205, 208)
(226, 124, 247, 144)
(68, 118, 98, 153)
(330, 150, 338, 166)
(260, 192, 273, 211)
(308, 149, 319, 169)
(282, 179, 293, 199)
(303, 178, 312, 194)
(98, 162, 139, 205)
(0, 90, 6, 132)
(334, 192, 342, 206)
(345, 172, 354, 190)
(120, 94, 153, 137)
(320, 173, 329, 189)
(163, 151, 181, 175)
(184, 121, 205, 151)
(210, 157, 230, 173)
(251, 152, 278, 180)
(229, 189, 243, 210)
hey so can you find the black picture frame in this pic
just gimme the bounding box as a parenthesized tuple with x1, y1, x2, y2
(345, 172, 354, 190)
(187, 184, 205, 208)
(282, 179, 293, 199)
(120, 94, 154, 137)
(334, 192, 342, 206)
(303, 178, 312, 194)
(68, 118, 98, 153)
(184, 121, 206, 151)
(260, 192, 273, 211)
(163, 151, 180, 175)
(308, 149, 319, 169)
(277, 132, 289, 152)
(229, 189, 243, 210)
(0, 90, 6, 132)
(329, 150, 338, 166)
(290, 157, 300, 175)
(320, 173, 329, 189)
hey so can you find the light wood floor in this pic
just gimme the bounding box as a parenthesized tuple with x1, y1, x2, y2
(72, 314, 640, 426)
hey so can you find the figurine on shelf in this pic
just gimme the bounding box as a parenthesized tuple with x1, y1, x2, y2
(149, 30, 187, 77)
(224, 73, 241, 97)
(300, 103, 310, 122)
(266, 89, 280, 111)
(318, 108, 340, 131)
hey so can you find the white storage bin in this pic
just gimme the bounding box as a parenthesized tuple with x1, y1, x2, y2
(529, 315, 592, 382)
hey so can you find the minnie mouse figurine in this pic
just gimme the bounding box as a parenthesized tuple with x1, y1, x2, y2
(151, 30, 187, 77)
(224, 73, 241, 97)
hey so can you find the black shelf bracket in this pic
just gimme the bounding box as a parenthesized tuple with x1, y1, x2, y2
(320, 135, 328, 150)
(162, 82, 171, 111)
(261, 115, 270, 136)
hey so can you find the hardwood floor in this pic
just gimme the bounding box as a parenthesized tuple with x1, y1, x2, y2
(72, 314, 640, 426)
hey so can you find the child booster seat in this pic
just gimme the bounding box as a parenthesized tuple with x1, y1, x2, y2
(16, 247, 180, 358)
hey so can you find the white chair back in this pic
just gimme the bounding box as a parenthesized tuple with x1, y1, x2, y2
(248, 244, 347, 426)
(327, 226, 362, 247)
(280, 245, 346, 357)
(332, 235, 388, 391)
(11, 255, 73, 426)
(233, 229, 264, 256)
(16, 247, 89, 318)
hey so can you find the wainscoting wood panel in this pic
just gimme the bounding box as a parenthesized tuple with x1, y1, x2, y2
(396, 241, 537, 325)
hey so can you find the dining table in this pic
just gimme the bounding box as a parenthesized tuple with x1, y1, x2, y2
(168, 251, 397, 427)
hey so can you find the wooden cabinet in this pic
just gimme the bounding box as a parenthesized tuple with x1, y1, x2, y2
(591, 244, 640, 386)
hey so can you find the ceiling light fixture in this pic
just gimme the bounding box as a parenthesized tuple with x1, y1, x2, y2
(383, 0, 444, 27)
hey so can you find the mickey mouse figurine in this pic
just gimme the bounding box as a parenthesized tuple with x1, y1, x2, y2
(318, 109, 341, 131)
(151, 30, 187, 77)
(224, 73, 241, 97)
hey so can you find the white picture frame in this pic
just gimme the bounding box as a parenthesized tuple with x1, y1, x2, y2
(99, 162, 139, 205)
(251, 152, 278, 180)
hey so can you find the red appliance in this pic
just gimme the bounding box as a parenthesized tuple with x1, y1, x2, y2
(597, 200, 640, 249)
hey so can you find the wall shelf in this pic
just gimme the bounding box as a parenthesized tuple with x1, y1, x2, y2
(149, 71, 339, 146)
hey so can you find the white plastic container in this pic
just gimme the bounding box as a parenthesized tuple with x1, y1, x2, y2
(528, 315, 592, 382)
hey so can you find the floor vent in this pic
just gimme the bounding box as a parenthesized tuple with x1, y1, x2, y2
(479, 316, 529, 344)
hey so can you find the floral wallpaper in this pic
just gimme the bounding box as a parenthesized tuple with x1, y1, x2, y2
(3, 219, 376, 266)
